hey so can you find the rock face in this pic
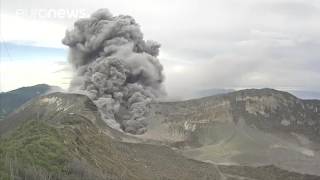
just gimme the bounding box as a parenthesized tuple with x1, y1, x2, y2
(145, 88, 320, 143)
(230, 89, 320, 142)
(142, 88, 320, 175)
(1, 90, 320, 179)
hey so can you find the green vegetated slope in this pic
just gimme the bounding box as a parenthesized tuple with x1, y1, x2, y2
(0, 120, 68, 179)
(0, 84, 52, 120)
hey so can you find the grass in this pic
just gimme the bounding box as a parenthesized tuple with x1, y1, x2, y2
(0, 120, 69, 179)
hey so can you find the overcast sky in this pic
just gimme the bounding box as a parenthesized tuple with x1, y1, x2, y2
(1, 0, 320, 98)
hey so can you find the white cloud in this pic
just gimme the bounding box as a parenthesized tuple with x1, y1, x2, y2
(1, 14, 67, 48)
(0, 59, 71, 91)
(1, 0, 320, 96)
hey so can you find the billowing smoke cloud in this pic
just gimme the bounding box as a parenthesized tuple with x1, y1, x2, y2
(62, 9, 165, 134)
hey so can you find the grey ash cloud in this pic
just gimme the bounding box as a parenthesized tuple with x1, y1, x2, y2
(62, 9, 165, 134)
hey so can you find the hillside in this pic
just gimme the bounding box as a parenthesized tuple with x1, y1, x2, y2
(0, 84, 55, 120)
(1, 92, 319, 179)
(142, 88, 320, 175)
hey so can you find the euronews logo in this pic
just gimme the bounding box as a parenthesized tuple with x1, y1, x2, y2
(15, 8, 89, 19)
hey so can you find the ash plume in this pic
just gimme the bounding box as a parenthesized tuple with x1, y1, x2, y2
(62, 9, 165, 134)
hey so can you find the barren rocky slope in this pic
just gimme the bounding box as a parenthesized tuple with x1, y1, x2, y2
(142, 89, 320, 175)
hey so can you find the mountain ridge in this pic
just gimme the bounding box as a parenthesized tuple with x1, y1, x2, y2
(0, 84, 59, 120)
(142, 88, 320, 175)
(1, 88, 320, 179)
